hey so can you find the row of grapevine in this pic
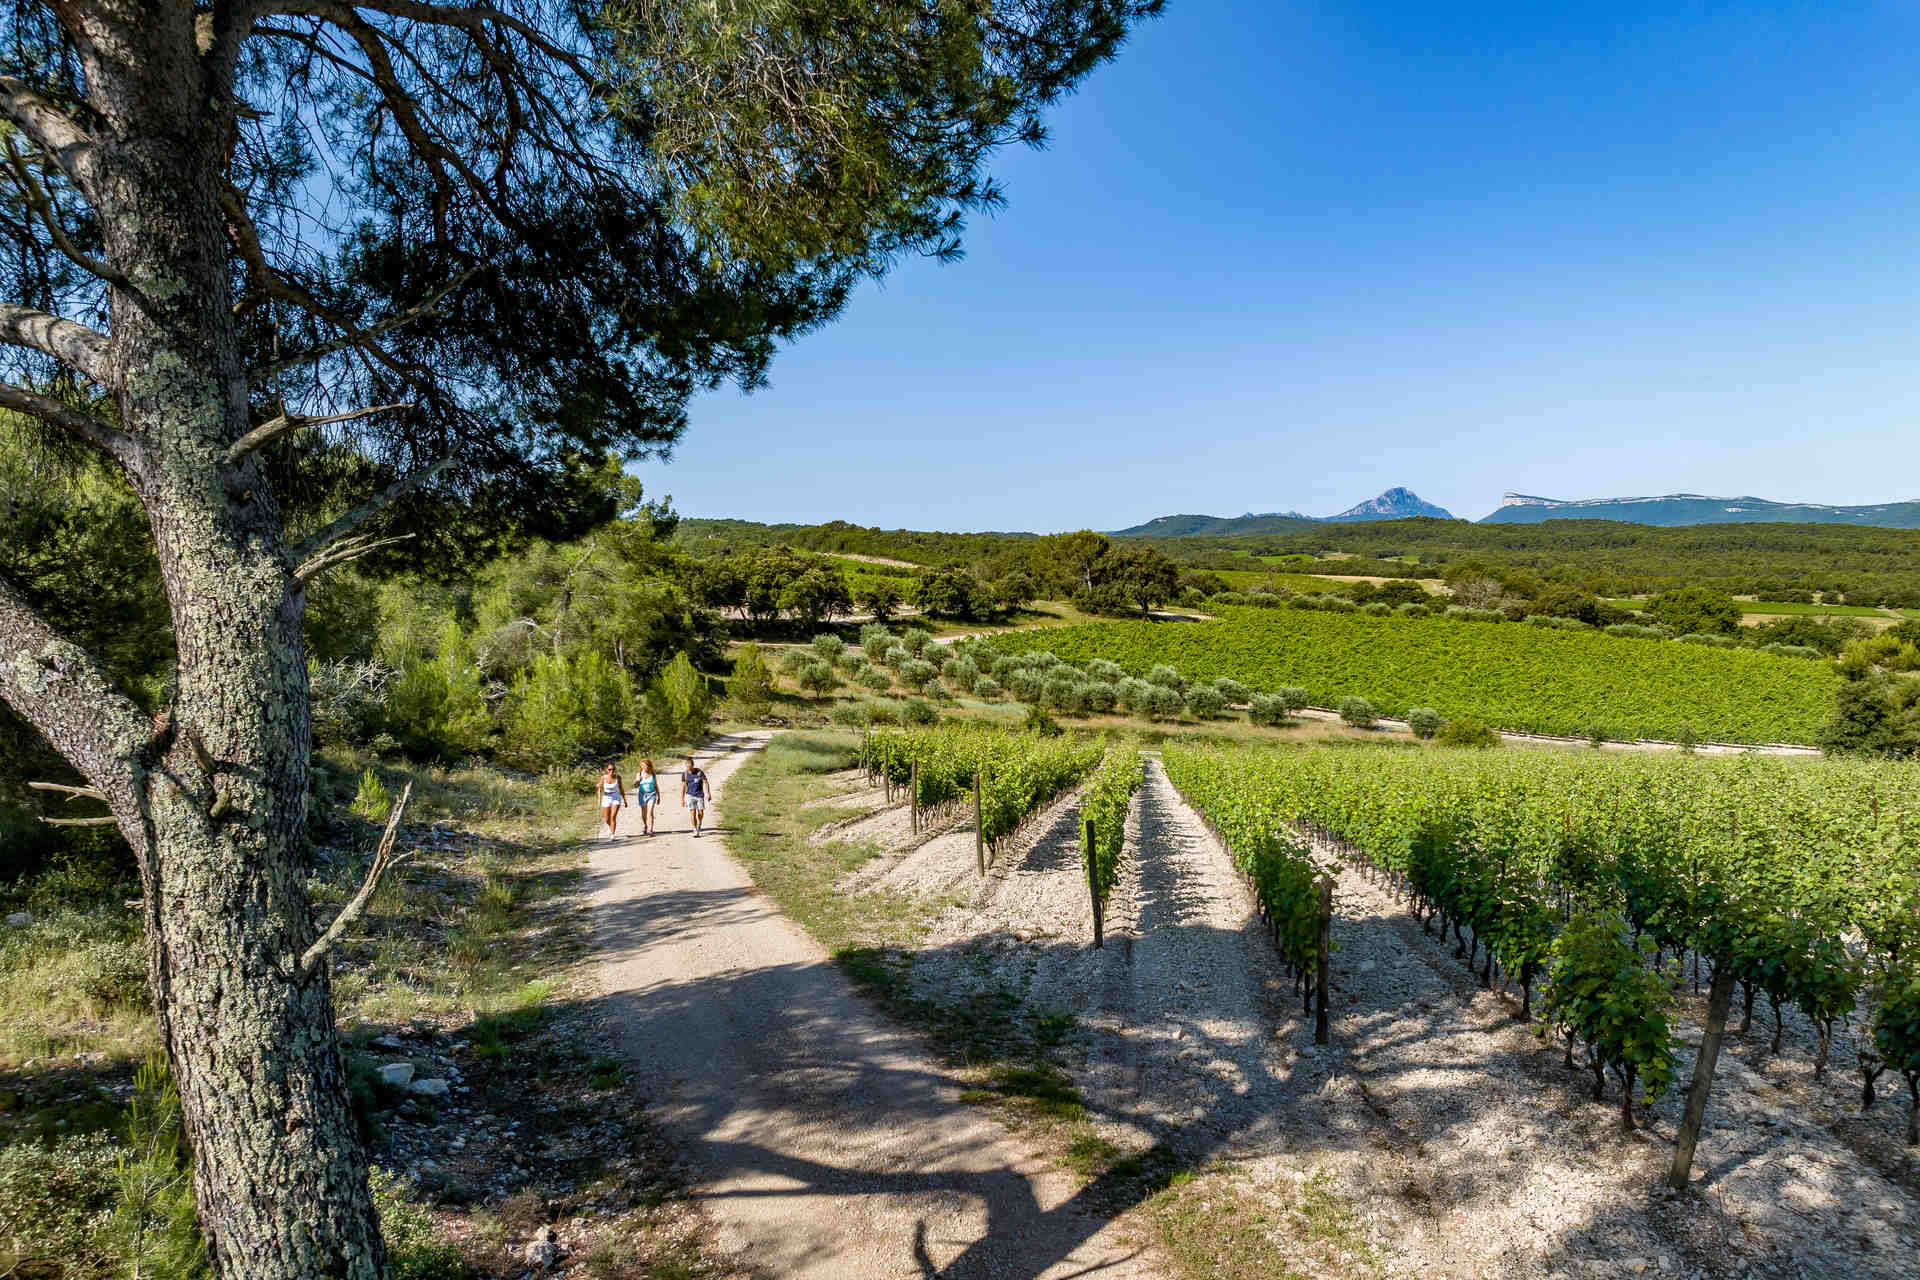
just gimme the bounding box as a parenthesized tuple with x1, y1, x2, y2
(1079, 745, 1143, 903)
(856, 725, 1107, 853)
(985, 604, 1837, 743)
(1161, 752, 1331, 1016)
(1161, 742, 1920, 1150)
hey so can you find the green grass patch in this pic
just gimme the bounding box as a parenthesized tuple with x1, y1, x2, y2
(1147, 1166, 1381, 1280)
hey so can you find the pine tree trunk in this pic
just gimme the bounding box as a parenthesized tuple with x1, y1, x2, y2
(72, 15, 387, 1277)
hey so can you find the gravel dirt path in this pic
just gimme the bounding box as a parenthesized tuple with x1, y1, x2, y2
(589, 732, 1156, 1279)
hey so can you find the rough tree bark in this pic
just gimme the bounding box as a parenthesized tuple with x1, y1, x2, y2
(0, 8, 386, 1276)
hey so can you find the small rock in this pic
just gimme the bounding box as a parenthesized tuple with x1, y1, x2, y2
(378, 1063, 414, 1089)
(373, 1035, 404, 1050)
(1357, 959, 1377, 974)
(409, 1078, 450, 1098)
(522, 1225, 560, 1269)
(4, 912, 28, 927)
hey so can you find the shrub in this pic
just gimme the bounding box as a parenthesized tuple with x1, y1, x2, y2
(350, 767, 393, 823)
(1675, 721, 1699, 754)
(1082, 681, 1119, 714)
(1145, 684, 1184, 721)
(309, 658, 393, 747)
(780, 646, 814, 674)
(971, 675, 1002, 700)
(1406, 706, 1444, 739)
(901, 697, 939, 726)
(796, 660, 839, 699)
(859, 623, 893, 662)
(1274, 686, 1310, 714)
(1524, 614, 1588, 630)
(77, 938, 149, 1008)
(856, 663, 891, 691)
(371, 1169, 465, 1280)
(1437, 716, 1500, 748)
(1248, 693, 1293, 727)
(900, 628, 934, 657)
(1116, 677, 1155, 714)
(1586, 723, 1609, 748)
(1676, 632, 1739, 648)
(1023, 703, 1063, 735)
(1320, 595, 1358, 613)
(0, 1131, 117, 1272)
(1086, 658, 1126, 684)
(1144, 663, 1185, 691)
(1338, 695, 1377, 728)
(943, 655, 979, 691)
(1605, 623, 1667, 640)
(883, 643, 911, 669)
(1395, 602, 1431, 618)
(1036, 671, 1078, 712)
(1362, 602, 1393, 617)
(101, 1056, 206, 1280)
(898, 658, 940, 693)
(1212, 677, 1250, 704)
(810, 634, 846, 665)
(652, 652, 713, 744)
(828, 701, 871, 727)
(1005, 670, 1045, 704)
(729, 642, 775, 714)
(1760, 643, 1823, 659)
(1444, 606, 1504, 623)
(1185, 685, 1227, 719)
(504, 651, 635, 768)
(865, 700, 901, 726)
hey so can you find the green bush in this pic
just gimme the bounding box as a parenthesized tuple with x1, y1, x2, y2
(350, 768, 393, 823)
(503, 650, 635, 768)
(729, 642, 775, 713)
(1086, 658, 1126, 684)
(1406, 706, 1444, 739)
(810, 634, 846, 665)
(1082, 681, 1119, 714)
(0, 1131, 118, 1273)
(901, 697, 939, 726)
(370, 1169, 465, 1280)
(101, 1056, 207, 1280)
(1437, 716, 1500, 748)
(780, 647, 814, 675)
(859, 623, 893, 663)
(1185, 685, 1226, 719)
(1211, 677, 1250, 705)
(1361, 602, 1393, 617)
(829, 701, 871, 727)
(796, 660, 839, 699)
(1248, 693, 1293, 727)
(1337, 695, 1377, 728)
(1144, 684, 1184, 721)
(898, 658, 940, 693)
(900, 628, 934, 657)
(1144, 663, 1185, 691)
(76, 937, 149, 1009)
(855, 663, 892, 691)
(971, 676, 1001, 700)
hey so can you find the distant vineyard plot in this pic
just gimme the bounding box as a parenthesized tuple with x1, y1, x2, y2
(985, 606, 1838, 743)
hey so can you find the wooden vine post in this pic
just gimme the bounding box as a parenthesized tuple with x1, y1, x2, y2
(910, 760, 919, 834)
(974, 770, 985, 876)
(1084, 816, 1104, 949)
(1314, 875, 1333, 1045)
(1667, 961, 1736, 1190)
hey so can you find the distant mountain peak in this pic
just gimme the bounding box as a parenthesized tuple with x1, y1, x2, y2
(1326, 487, 1456, 522)
(1481, 492, 1920, 529)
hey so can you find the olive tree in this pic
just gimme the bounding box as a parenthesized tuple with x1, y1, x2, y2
(0, 2, 1159, 1275)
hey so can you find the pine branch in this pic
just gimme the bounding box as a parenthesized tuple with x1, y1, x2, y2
(300, 781, 414, 975)
(226, 401, 412, 465)
(289, 457, 451, 565)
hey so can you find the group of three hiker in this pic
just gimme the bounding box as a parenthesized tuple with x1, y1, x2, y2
(597, 756, 711, 839)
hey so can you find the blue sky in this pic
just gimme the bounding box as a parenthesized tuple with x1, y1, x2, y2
(644, 2, 1920, 532)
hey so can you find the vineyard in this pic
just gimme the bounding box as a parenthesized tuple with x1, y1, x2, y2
(1161, 742, 1920, 1156)
(1079, 744, 1143, 903)
(855, 725, 1108, 856)
(987, 605, 1838, 743)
